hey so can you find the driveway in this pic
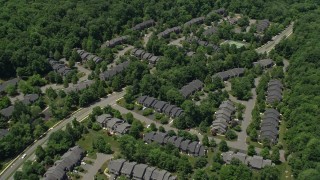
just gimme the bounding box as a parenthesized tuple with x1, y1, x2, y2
(81, 153, 113, 180)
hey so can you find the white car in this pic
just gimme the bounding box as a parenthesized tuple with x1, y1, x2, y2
(21, 154, 27, 159)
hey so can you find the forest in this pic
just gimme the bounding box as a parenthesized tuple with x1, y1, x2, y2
(0, 0, 320, 179)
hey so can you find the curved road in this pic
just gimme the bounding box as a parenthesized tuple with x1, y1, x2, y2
(0, 91, 125, 180)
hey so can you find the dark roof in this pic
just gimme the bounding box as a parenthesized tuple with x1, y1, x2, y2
(151, 169, 160, 180)
(137, 96, 147, 104)
(106, 118, 124, 129)
(0, 129, 9, 138)
(0, 106, 14, 118)
(180, 139, 191, 151)
(105, 36, 129, 48)
(99, 61, 130, 80)
(203, 27, 218, 36)
(143, 96, 157, 107)
(174, 137, 184, 149)
(264, 108, 280, 117)
(76, 49, 102, 63)
(153, 132, 168, 144)
(121, 161, 137, 176)
(157, 170, 169, 180)
(108, 159, 126, 175)
(254, 59, 274, 68)
(132, 19, 155, 31)
(0, 78, 20, 92)
(213, 68, 245, 81)
(153, 101, 168, 111)
(268, 79, 283, 89)
(164, 105, 175, 116)
(184, 17, 205, 26)
(44, 146, 84, 179)
(96, 114, 112, 124)
(24, 94, 39, 103)
(167, 136, 178, 144)
(158, 26, 182, 38)
(187, 141, 198, 153)
(114, 123, 131, 134)
(257, 19, 270, 32)
(143, 166, 156, 180)
(143, 132, 156, 143)
(179, 79, 204, 98)
(132, 164, 148, 178)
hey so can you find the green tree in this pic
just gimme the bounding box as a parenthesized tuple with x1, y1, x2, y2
(247, 145, 256, 156)
(93, 136, 112, 154)
(202, 135, 209, 146)
(35, 146, 46, 162)
(225, 130, 238, 140)
(260, 147, 270, 159)
(5, 84, 17, 96)
(271, 147, 280, 163)
(219, 140, 229, 152)
(261, 166, 280, 180)
(195, 157, 208, 169)
(220, 163, 252, 180)
(192, 169, 209, 180)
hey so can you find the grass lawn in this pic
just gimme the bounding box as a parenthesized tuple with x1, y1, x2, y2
(95, 160, 110, 180)
(44, 118, 60, 128)
(77, 129, 120, 159)
(246, 137, 264, 148)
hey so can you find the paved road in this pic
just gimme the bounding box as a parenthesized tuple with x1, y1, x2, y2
(225, 77, 261, 144)
(81, 153, 113, 180)
(0, 91, 125, 180)
(256, 23, 294, 54)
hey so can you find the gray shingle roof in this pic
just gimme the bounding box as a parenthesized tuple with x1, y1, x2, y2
(157, 26, 182, 38)
(132, 163, 148, 179)
(257, 19, 270, 32)
(174, 137, 184, 149)
(0, 129, 9, 138)
(179, 79, 204, 98)
(153, 132, 168, 144)
(0, 106, 14, 118)
(203, 27, 218, 36)
(254, 59, 274, 68)
(121, 161, 137, 176)
(180, 139, 191, 151)
(105, 36, 129, 48)
(184, 17, 205, 26)
(114, 123, 131, 134)
(153, 101, 168, 112)
(143, 132, 156, 143)
(213, 68, 245, 81)
(108, 159, 126, 175)
(0, 78, 20, 93)
(99, 61, 130, 80)
(106, 118, 124, 129)
(44, 146, 84, 179)
(143, 166, 156, 180)
(132, 19, 155, 31)
(96, 114, 112, 124)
